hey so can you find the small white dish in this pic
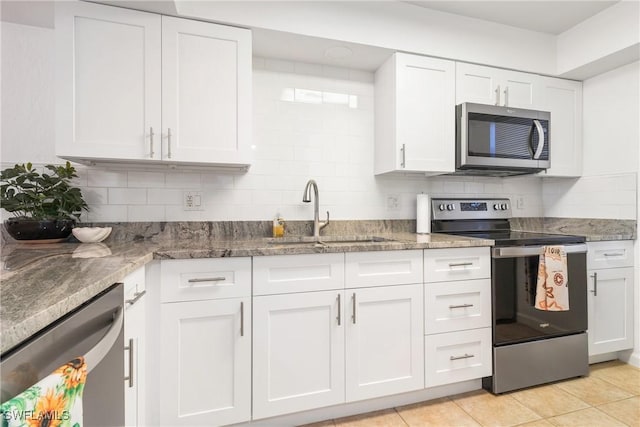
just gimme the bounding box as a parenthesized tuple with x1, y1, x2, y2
(72, 227, 112, 243)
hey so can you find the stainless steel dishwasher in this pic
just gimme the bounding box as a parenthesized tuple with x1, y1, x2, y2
(1, 283, 124, 426)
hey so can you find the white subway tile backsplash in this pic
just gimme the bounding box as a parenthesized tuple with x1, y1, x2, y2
(86, 205, 127, 222)
(128, 205, 166, 222)
(108, 188, 147, 205)
(127, 171, 165, 188)
(165, 173, 201, 189)
(147, 188, 182, 205)
(87, 169, 127, 187)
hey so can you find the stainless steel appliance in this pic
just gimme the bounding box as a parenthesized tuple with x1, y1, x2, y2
(456, 103, 550, 176)
(431, 198, 589, 393)
(1, 284, 124, 426)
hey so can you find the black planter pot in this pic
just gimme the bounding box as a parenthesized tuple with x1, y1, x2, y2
(4, 218, 75, 241)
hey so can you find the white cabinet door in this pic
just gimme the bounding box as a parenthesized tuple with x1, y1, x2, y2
(539, 77, 583, 177)
(588, 267, 634, 355)
(456, 62, 539, 109)
(161, 16, 252, 165)
(345, 284, 424, 402)
(160, 298, 251, 426)
(124, 268, 146, 427)
(56, 1, 161, 161)
(375, 53, 455, 175)
(253, 291, 345, 419)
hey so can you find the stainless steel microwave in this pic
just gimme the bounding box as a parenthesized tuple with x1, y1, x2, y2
(456, 102, 550, 176)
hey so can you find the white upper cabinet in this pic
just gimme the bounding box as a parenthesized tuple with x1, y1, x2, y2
(537, 77, 583, 177)
(56, 2, 161, 161)
(161, 16, 252, 166)
(375, 53, 456, 175)
(456, 62, 541, 109)
(56, 1, 252, 169)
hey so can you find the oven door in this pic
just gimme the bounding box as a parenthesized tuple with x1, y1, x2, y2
(491, 244, 587, 346)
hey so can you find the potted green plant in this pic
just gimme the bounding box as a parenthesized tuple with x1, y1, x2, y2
(1, 162, 89, 241)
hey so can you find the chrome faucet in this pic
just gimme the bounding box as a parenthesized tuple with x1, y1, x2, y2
(302, 179, 329, 240)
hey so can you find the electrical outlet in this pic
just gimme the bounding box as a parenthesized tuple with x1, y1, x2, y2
(386, 194, 400, 211)
(516, 196, 525, 210)
(183, 191, 203, 211)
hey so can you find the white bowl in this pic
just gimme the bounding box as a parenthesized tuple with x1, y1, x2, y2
(72, 227, 112, 243)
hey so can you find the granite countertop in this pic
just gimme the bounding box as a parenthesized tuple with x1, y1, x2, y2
(0, 232, 492, 354)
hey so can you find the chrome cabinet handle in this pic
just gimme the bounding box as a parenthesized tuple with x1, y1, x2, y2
(125, 290, 146, 306)
(590, 272, 598, 296)
(240, 301, 244, 337)
(124, 338, 134, 388)
(400, 144, 406, 168)
(495, 85, 501, 105)
(167, 128, 172, 159)
(337, 294, 341, 326)
(603, 252, 623, 257)
(188, 277, 226, 283)
(352, 293, 357, 324)
(503, 86, 509, 106)
(149, 127, 155, 158)
(449, 262, 473, 268)
(450, 353, 474, 361)
(449, 303, 474, 309)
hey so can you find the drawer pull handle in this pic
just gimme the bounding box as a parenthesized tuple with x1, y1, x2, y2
(449, 262, 473, 268)
(188, 277, 226, 283)
(449, 303, 474, 309)
(450, 353, 475, 361)
(603, 253, 622, 257)
(125, 290, 146, 306)
(337, 294, 341, 326)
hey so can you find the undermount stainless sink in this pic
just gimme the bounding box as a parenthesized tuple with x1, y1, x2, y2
(266, 235, 395, 246)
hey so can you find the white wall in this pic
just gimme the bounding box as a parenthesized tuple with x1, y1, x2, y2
(542, 61, 639, 219)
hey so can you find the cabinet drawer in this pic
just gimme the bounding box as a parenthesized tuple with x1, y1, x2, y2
(424, 327, 492, 387)
(424, 247, 490, 283)
(345, 250, 423, 288)
(425, 279, 491, 334)
(253, 253, 344, 295)
(160, 258, 251, 302)
(588, 241, 634, 269)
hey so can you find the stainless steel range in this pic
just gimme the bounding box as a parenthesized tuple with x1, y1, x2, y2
(431, 198, 589, 393)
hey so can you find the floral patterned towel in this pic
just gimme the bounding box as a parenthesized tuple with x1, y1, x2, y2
(535, 246, 569, 311)
(1, 357, 87, 427)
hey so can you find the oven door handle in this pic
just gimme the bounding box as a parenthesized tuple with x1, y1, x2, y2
(492, 244, 587, 258)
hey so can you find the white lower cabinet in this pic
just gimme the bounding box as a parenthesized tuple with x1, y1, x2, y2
(124, 267, 146, 427)
(252, 291, 345, 419)
(253, 251, 424, 419)
(424, 248, 492, 388)
(160, 298, 251, 426)
(587, 241, 635, 356)
(345, 284, 424, 401)
(424, 328, 492, 387)
(157, 258, 252, 426)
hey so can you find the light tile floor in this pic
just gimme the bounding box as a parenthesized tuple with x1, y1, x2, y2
(302, 361, 640, 427)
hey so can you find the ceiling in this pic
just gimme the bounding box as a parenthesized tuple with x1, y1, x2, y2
(406, 0, 620, 34)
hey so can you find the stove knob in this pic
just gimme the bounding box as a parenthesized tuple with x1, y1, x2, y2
(501, 203, 508, 210)
(439, 204, 446, 211)
(493, 204, 500, 210)
(447, 204, 455, 211)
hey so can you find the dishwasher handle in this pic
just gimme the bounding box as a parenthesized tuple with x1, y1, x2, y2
(492, 244, 587, 258)
(84, 307, 123, 373)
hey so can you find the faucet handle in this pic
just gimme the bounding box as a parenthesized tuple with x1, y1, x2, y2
(320, 210, 330, 230)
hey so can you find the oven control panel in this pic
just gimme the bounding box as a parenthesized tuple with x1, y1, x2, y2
(431, 198, 512, 220)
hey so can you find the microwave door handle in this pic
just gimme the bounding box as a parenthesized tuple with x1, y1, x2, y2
(533, 119, 545, 160)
